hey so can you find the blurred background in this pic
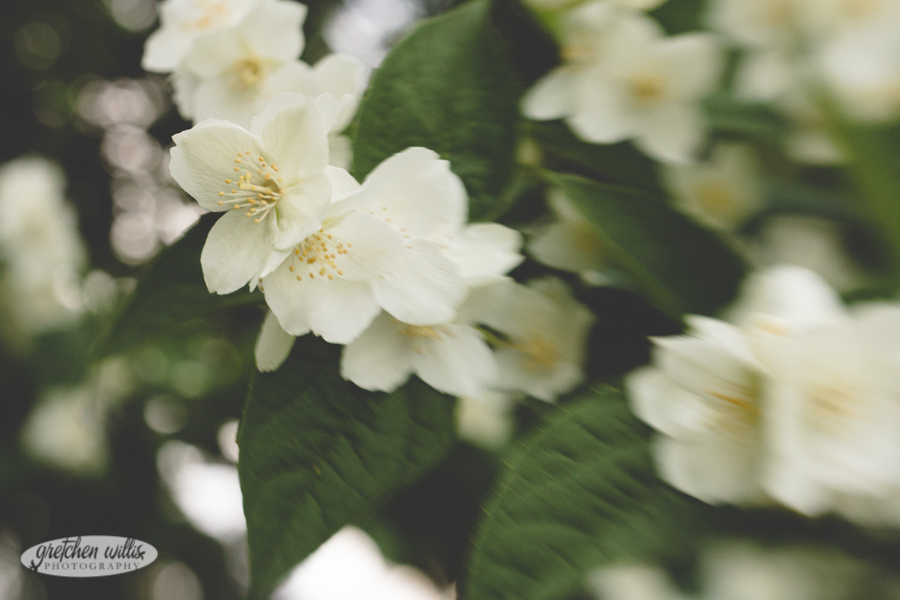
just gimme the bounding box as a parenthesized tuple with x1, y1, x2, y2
(0, 0, 479, 598)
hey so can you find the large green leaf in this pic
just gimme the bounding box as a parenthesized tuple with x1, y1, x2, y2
(100, 213, 262, 355)
(351, 0, 521, 222)
(238, 337, 457, 599)
(464, 387, 694, 600)
(549, 172, 746, 317)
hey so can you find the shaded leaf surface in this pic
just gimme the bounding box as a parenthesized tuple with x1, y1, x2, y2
(465, 387, 692, 600)
(550, 172, 746, 317)
(352, 0, 521, 221)
(238, 337, 457, 599)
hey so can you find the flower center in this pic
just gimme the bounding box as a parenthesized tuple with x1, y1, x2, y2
(217, 150, 284, 223)
(515, 336, 560, 370)
(694, 181, 738, 219)
(286, 231, 352, 281)
(231, 56, 268, 92)
(807, 379, 861, 431)
(627, 73, 667, 106)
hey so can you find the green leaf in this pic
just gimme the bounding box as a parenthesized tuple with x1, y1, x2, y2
(527, 121, 662, 193)
(100, 213, 262, 355)
(351, 0, 522, 221)
(703, 94, 787, 142)
(549, 172, 746, 317)
(238, 337, 457, 599)
(464, 386, 694, 600)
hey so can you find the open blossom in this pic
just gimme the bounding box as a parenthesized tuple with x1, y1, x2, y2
(528, 188, 607, 283)
(260, 148, 473, 345)
(142, 0, 262, 73)
(469, 277, 595, 402)
(524, 6, 722, 163)
(662, 143, 765, 231)
(169, 93, 338, 294)
(171, 0, 308, 127)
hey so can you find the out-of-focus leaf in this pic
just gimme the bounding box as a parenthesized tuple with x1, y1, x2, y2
(464, 386, 694, 600)
(528, 121, 662, 193)
(703, 94, 787, 142)
(352, 0, 522, 221)
(549, 172, 746, 317)
(238, 337, 457, 599)
(100, 213, 262, 355)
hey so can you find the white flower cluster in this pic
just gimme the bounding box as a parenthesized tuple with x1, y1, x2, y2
(521, 0, 723, 163)
(168, 91, 595, 402)
(143, 0, 365, 168)
(709, 0, 900, 163)
(589, 540, 898, 600)
(0, 157, 87, 335)
(628, 264, 900, 522)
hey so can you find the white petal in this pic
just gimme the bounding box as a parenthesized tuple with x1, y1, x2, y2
(249, 93, 330, 179)
(340, 312, 413, 392)
(413, 323, 497, 398)
(201, 209, 278, 293)
(240, 0, 307, 60)
(314, 53, 365, 97)
(170, 120, 262, 211)
(493, 347, 584, 402)
(306, 278, 381, 343)
(260, 261, 314, 336)
(528, 221, 605, 274)
(635, 102, 705, 164)
(661, 33, 723, 99)
(335, 148, 468, 237)
(183, 28, 244, 78)
(325, 165, 361, 203)
(626, 366, 715, 438)
(191, 76, 267, 129)
(521, 68, 576, 120)
(318, 209, 403, 280)
(443, 223, 523, 285)
(255, 311, 296, 372)
(273, 171, 332, 250)
(142, 28, 194, 72)
(373, 239, 466, 325)
(328, 135, 353, 169)
(568, 73, 634, 143)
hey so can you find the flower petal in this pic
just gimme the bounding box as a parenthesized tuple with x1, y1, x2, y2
(568, 73, 634, 144)
(373, 239, 466, 325)
(413, 323, 496, 398)
(170, 120, 262, 211)
(306, 278, 381, 344)
(191, 76, 267, 129)
(142, 28, 195, 72)
(240, 0, 307, 60)
(260, 260, 314, 336)
(249, 93, 330, 179)
(201, 208, 277, 293)
(521, 68, 576, 120)
(334, 148, 468, 237)
(273, 171, 332, 250)
(444, 223, 523, 285)
(340, 312, 413, 392)
(634, 102, 704, 164)
(255, 310, 296, 372)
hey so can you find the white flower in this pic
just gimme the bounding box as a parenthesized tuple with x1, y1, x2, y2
(0, 157, 87, 334)
(455, 391, 517, 450)
(169, 93, 338, 294)
(469, 277, 595, 402)
(340, 309, 496, 398)
(587, 563, 686, 600)
(663, 143, 764, 231)
(528, 188, 607, 284)
(142, 0, 263, 73)
(260, 148, 471, 345)
(524, 0, 668, 15)
(627, 316, 766, 504)
(21, 387, 108, 475)
(757, 303, 900, 515)
(524, 8, 722, 163)
(171, 0, 307, 126)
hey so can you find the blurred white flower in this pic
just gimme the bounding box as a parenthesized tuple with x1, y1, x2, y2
(524, 6, 722, 163)
(627, 316, 766, 504)
(171, 0, 308, 127)
(455, 391, 517, 450)
(142, 0, 262, 73)
(758, 303, 900, 515)
(0, 156, 87, 335)
(169, 93, 337, 294)
(469, 277, 595, 402)
(588, 563, 686, 600)
(663, 143, 765, 231)
(528, 188, 607, 284)
(21, 387, 108, 475)
(340, 310, 496, 398)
